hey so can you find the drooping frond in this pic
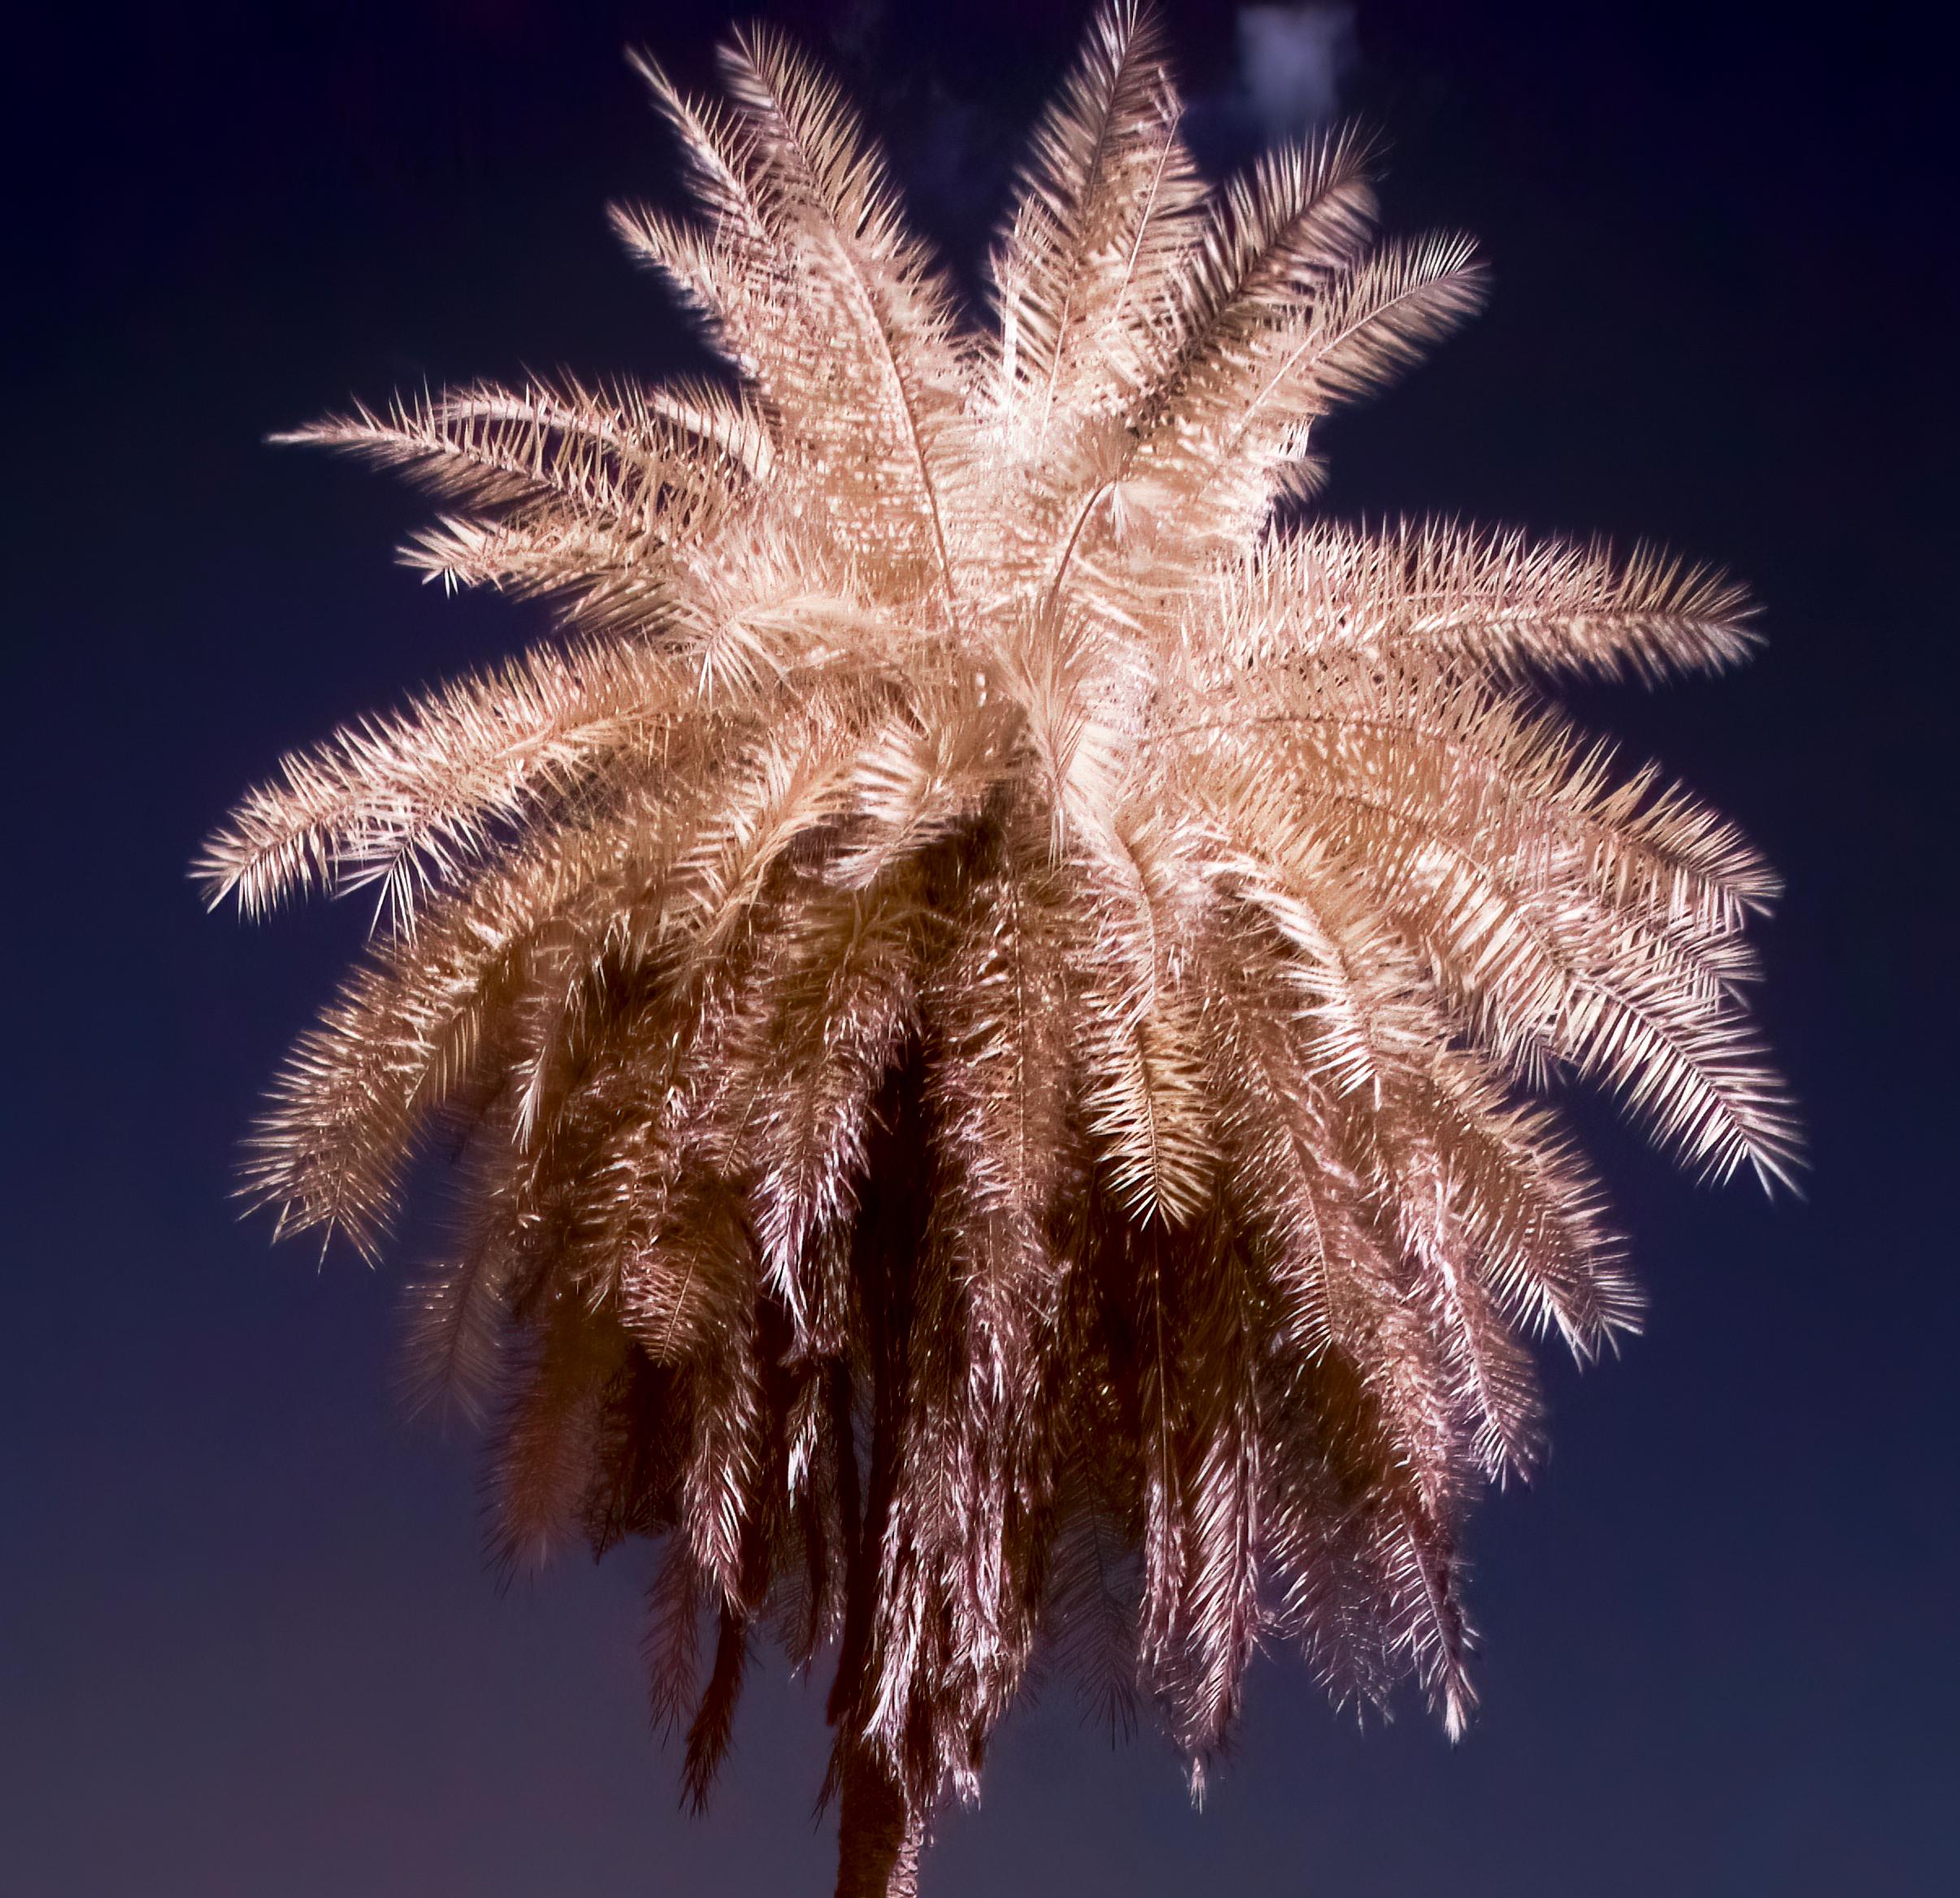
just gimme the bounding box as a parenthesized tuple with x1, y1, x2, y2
(192, 635, 689, 923)
(209, 0, 1794, 1861)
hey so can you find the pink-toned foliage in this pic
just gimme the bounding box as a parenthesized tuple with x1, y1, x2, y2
(203, 6, 1793, 1890)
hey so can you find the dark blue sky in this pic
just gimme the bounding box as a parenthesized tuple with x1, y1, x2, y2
(6, 2, 1956, 1892)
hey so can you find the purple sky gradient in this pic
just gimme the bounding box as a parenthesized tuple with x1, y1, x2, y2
(5, 2, 1956, 1891)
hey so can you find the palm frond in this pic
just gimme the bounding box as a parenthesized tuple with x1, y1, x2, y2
(1213, 519, 1760, 684)
(193, 634, 688, 923)
(989, 0, 1204, 456)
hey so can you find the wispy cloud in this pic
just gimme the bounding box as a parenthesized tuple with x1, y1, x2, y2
(1235, 5, 1358, 132)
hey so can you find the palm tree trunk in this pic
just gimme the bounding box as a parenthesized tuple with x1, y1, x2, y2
(834, 1745, 923, 1898)
(831, 1056, 930, 1897)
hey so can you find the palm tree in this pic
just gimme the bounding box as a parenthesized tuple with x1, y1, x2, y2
(199, 5, 1796, 1892)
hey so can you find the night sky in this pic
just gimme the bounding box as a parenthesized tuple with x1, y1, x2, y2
(7, 2, 1957, 1893)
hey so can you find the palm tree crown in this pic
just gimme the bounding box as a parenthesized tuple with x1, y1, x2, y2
(200, 4, 1795, 1889)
